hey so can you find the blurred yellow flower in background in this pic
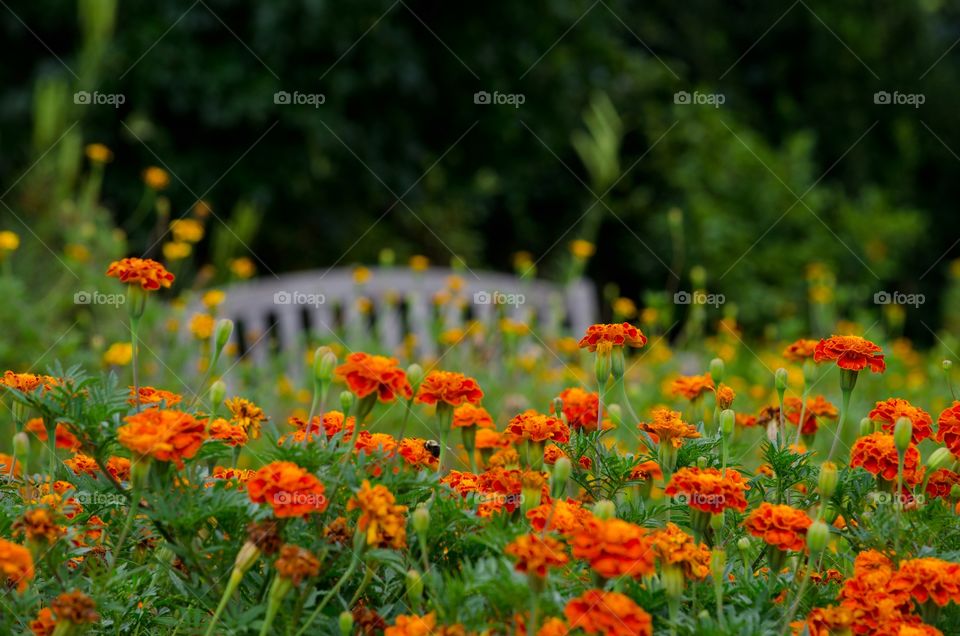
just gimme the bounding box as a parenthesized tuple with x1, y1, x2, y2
(143, 166, 170, 190)
(102, 342, 132, 366)
(569, 239, 595, 260)
(169, 219, 204, 243)
(202, 290, 226, 308)
(613, 297, 637, 319)
(189, 313, 216, 340)
(353, 266, 372, 284)
(64, 243, 90, 262)
(192, 199, 212, 218)
(163, 241, 192, 261)
(229, 257, 256, 279)
(85, 143, 113, 164)
(0, 231, 20, 253)
(409, 255, 429, 271)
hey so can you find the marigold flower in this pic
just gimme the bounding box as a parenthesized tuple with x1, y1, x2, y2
(106, 456, 131, 482)
(571, 516, 656, 579)
(102, 342, 133, 366)
(475, 428, 507, 450)
(210, 466, 256, 490)
(64, 453, 100, 478)
(814, 335, 885, 373)
(649, 523, 711, 578)
(791, 605, 853, 636)
(29, 607, 56, 636)
(441, 470, 482, 497)
(505, 533, 569, 577)
(117, 409, 207, 469)
(888, 557, 960, 607)
(189, 313, 215, 339)
(281, 411, 356, 444)
(552, 387, 600, 430)
(247, 461, 328, 518)
(736, 413, 759, 428)
(526, 499, 592, 535)
(670, 373, 714, 401)
(385, 613, 439, 636)
(415, 370, 484, 406)
(353, 431, 399, 457)
(784, 339, 819, 362)
(208, 418, 248, 447)
(50, 590, 99, 625)
(398, 438, 440, 470)
(0, 538, 34, 592)
(925, 469, 960, 500)
(169, 218, 204, 243)
(106, 257, 174, 291)
(935, 401, 960, 456)
(131, 386, 182, 407)
(869, 398, 933, 444)
(543, 444, 565, 465)
(664, 467, 750, 514)
(744, 502, 812, 552)
(850, 432, 924, 484)
(336, 352, 413, 402)
(507, 411, 570, 444)
(274, 544, 320, 586)
(716, 383, 736, 410)
(782, 395, 838, 436)
(1, 371, 58, 393)
(25, 418, 80, 451)
(452, 403, 495, 429)
(537, 618, 570, 636)
(14, 508, 64, 544)
(577, 322, 647, 353)
(225, 397, 268, 440)
(630, 460, 663, 482)
(347, 480, 408, 549)
(85, 143, 113, 163)
(639, 407, 700, 449)
(564, 589, 653, 636)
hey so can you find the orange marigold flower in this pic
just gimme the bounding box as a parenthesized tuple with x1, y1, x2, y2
(353, 431, 399, 457)
(716, 383, 735, 410)
(106, 257, 174, 291)
(670, 374, 715, 401)
(507, 411, 570, 444)
(784, 339, 819, 362)
(925, 469, 960, 500)
(571, 516, 656, 579)
(577, 323, 647, 353)
(543, 444, 565, 465)
(1, 371, 58, 393)
(225, 397, 268, 440)
(850, 433, 924, 484)
(649, 523, 711, 578)
(552, 387, 600, 431)
(935, 401, 960, 456)
(130, 386, 182, 407)
(25, 418, 80, 451)
(526, 499, 592, 535)
(783, 395, 838, 436)
(208, 418, 249, 447)
(888, 557, 960, 607)
(398, 438, 440, 471)
(814, 335, 885, 373)
(117, 409, 207, 469)
(564, 589, 653, 636)
(744, 502, 812, 551)
(664, 467, 750, 513)
(415, 370, 484, 406)
(29, 607, 56, 636)
(0, 538, 34, 592)
(281, 411, 356, 444)
(64, 453, 100, 478)
(639, 407, 700, 449)
(630, 460, 663, 482)
(504, 533, 569, 577)
(536, 618, 570, 636)
(736, 413, 759, 428)
(791, 605, 853, 636)
(347, 480, 408, 549)
(106, 456, 131, 482)
(50, 590, 99, 625)
(476, 428, 507, 450)
(488, 446, 521, 468)
(13, 508, 64, 544)
(869, 398, 933, 444)
(335, 352, 413, 402)
(274, 544, 320, 586)
(452, 403, 494, 429)
(441, 470, 481, 497)
(385, 613, 436, 636)
(210, 466, 256, 490)
(247, 461, 328, 518)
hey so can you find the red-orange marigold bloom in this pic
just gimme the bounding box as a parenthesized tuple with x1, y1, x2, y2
(247, 461, 328, 518)
(476, 428, 507, 450)
(537, 618, 570, 636)
(814, 335, 885, 373)
(744, 502, 813, 551)
(398, 438, 440, 471)
(0, 538, 34, 592)
(353, 431, 399, 457)
(415, 370, 484, 406)
(783, 395, 838, 436)
(25, 418, 80, 451)
(64, 453, 99, 478)
(936, 401, 960, 456)
(526, 499, 592, 535)
(577, 322, 647, 353)
(925, 469, 960, 500)
(784, 339, 819, 362)
(791, 605, 853, 636)
(106, 456, 131, 482)
(850, 433, 924, 484)
(1, 371, 58, 393)
(670, 374, 715, 401)
(441, 470, 482, 497)
(106, 257, 174, 291)
(335, 352, 413, 402)
(50, 590, 99, 625)
(452, 403, 494, 428)
(552, 387, 600, 431)
(869, 398, 933, 444)
(716, 383, 735, 410)
(225, 397, 268, 440)
(888, 557, 960, 607)
(29, 607, 56, 636)
(274, 544, 320, 586)
(209, 466, 256, 490)
(640, 407, 700, 449)
(649, 523, 711, 579)
(384, 613, 436, 636)
(117, 409, 207, 468)
(564, 589, 653, 636)
(13, 508, 64, 544)
(507, 411, 570, 444)
(630, 460, 663, 482)
(347, 480, 407, 549)
(571, 517, 656, 579)
(281, 411, 356, 444)
(664, 467, 750, 513)
(736, 413, 759, 428)
(130, 386, 182, 407)
(504, 533, 569, 577)
(208, 418, 248, 447)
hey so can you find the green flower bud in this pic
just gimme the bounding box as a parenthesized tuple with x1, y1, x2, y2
(709, 358, 725, 384)
(592, 499, 616, 520)
(859, 417, 874, 437)
(697, 456, 709, 469)
(710, 511, 724, 532)
(552, 457, 572, 498)
(313, 347, 336, 382)
(233, 540, 262, 576)
(378, 248, 395, 267)
(944, 360, 953, 371)
(339, 391, 355, 414)
(406, 363, 424, 389)
(595, 351, 611, 386)
(611, 348, 625, 380)
(209, 380, 226, 408)
(775, 368, 788, 392)
(412, 504, 430, 535)
(818, 461, 838, 500)
(950, 484, 960, 500)
(720, 409, 735, 437)
(893, 417, 913, 453)
(214, 318, 234, 353)
(807, 520, 829, 554)
(552, 397, 565, 420)
(405, 569, 424, 606)
(927, 447, 955, 472)
(661, 564, 684, 598)
(12, 432, 29, 458)
(840, 368, 859, 393)
(802, 359, 817, 386)
(339, 611, 354, 636)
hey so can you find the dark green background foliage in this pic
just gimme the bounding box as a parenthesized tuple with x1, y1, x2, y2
(2, 0, 959, 335)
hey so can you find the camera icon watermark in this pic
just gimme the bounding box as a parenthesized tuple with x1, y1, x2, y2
(673, 290, 725, 308)
(273, 290, 326, 308)
(873, 90, 924, 108)
(473, 290, 525, 307)
(74, 91, 126, 108)
(869, 491, 924, 507)
(473, 90, 525, 108)
(674, 91, 725, 108)
(74, 290, 126, 307)
(274, 91, 326, 108)
(873, 290, 924, 308)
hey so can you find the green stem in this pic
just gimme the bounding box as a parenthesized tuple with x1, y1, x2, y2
(294, 558, 359, 636)
(827, 387, 853, 463)
(105, 484, 141, 581)
(205, 568, 244, 636)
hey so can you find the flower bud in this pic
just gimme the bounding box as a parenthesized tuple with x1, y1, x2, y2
(807, 520, 829, 554)
(818, 461, 838, 500)
(12, 432, 29, 457)
(944, 360, 953, 371)
(720, 409, 735, 437)
(233, 540, 262, 577)
(405, 569, 424, 606)
(592, 499, 616, 520)
(697, 456, 708, 469)
(412, 504, 430, 535)
(406, 363, 424, 389)
(610, 348, 625, 380)
(710, 511, 724, 532)
(950, 484, 960, 500)
(339, 611, 354, 636)
(775, 368, 788, 393)
(859, 417, 874, 437)
(339, 391, 354, 414)
(313, 347, 336, 382)
(661, 564, 684, 598)
(927, 447, 955, 473)
(594, 351, 611, 386)
(551, 457, 571, 498)
(737, 536, 752, 560)
(214, 318, 234, 354)
(893, 417, 912, 453)
(709, 358, 725, 384)
(209, 380, 226, 408)
(802, 359, 817, 386)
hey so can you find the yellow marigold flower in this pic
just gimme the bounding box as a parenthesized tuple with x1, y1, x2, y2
(202, 289, 226, 308)
(143, 166, 170, 190)
(84, 143, 113, 163)
(446, 275, 464, 292)
(13, 508, 64, 545)
(0, 231, 20, 252)
(347, 480, 408, 549)
(612, 297, 637, 318)
(409, 255, 429, 271)
(353, 266, 372, 284)
(189, 313, 216, 340)
(228, 257, 256, 279)
(569, 239, 595, 260)
(106, 257, 174, 291)
(192, 199, 212, 218)
(102, 342, 133, 366)
(163, 241, 192, 261)
(225, 397, 268, 440)
(50, 590, 99, 625)
(169, 218, 204, 243)
(274, 544, 320, 585)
